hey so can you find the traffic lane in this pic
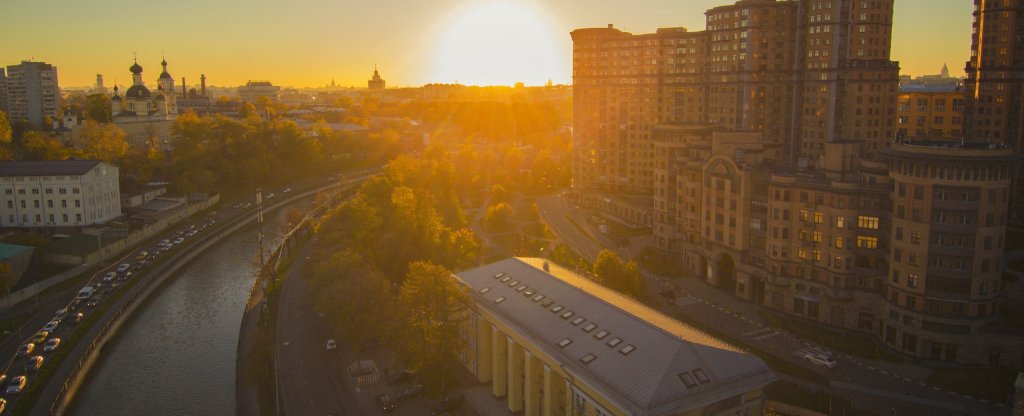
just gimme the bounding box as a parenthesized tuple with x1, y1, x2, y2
(536, 196, 602, 261)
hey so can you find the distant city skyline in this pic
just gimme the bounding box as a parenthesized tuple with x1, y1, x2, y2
(1, 0, 972, 88)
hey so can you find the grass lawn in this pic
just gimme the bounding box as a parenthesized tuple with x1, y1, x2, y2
(927, 367, 1017, 403)
(759, 311, 904, 363)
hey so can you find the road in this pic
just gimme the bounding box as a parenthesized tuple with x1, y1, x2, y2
(275, 242, 362, 416)
(535, 193, 1008, 416)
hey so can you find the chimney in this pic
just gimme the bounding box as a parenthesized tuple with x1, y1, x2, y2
(182, 77, 187, 98)
(607, 24, 613, 29)
(200, 74, 206, 97)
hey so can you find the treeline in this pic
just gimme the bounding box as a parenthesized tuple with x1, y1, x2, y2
(306, 150, 482, 389)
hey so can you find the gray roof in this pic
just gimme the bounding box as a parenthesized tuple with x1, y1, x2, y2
(0, 160, 104, 177)
(456, 257, 776, 415)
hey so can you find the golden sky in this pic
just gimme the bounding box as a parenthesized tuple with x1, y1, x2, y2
(0, 0, 973, 88)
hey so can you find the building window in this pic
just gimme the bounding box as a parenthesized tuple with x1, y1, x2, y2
(858, 216, 879, 229)
(908, 274, 918, 288)
(813, 231, 823, 243)
(834, 237, 844, 249)
(814, 212, 823, 224)
(910, 230, 922, 244)
(857, 236, 878, 249)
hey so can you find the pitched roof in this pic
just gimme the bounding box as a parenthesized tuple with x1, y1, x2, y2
(456, 257, 776, 415)
(0, 160, 105, 177)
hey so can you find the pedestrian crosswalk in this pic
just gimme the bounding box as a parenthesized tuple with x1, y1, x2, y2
(793, 344, 831, 359)
(674, 294, 701, 306)
(743, 327, 780, 341)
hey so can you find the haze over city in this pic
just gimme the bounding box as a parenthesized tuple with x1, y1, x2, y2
(1, 0, 972, 87)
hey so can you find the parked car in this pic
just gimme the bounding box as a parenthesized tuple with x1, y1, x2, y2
(5, 376, 25, 394)
(173, 237, 185, 245)
(26, 355, 43, 372)
(428, 394, 464, 416)
(375, 393, 395, 413)
(43, 338, 61, 352)
(396, 384, 424, 401)
(386, 369, 416, 385)
(30, 331, 48, 344)
(325, 339, 337, 351)
(803, 353, 837, 369)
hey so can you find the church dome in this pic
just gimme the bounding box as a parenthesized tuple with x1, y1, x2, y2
(111, 95, 122, 102)
(130, 62, 143, 75)
(125, 84, 152, 98)
(159, 71, 173, 80)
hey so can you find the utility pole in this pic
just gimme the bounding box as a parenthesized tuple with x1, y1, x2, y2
(257, 188, 264, 266)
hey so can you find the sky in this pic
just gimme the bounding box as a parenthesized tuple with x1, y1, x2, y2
(0, 0, 973, 89)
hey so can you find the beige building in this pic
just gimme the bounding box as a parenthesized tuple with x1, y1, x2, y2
(108, 59, 179, 148)
(455, 257, 776, 416)
(0, 160, 121, 229)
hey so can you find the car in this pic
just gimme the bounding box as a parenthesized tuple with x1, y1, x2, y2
(326, 339, 337, 351)
(101, 272, 117, 282)
(68, 299, 82, 311)
(428, 394, 464, 416)
(86, 297, 101, 308)
(121, 271, 133, 280)
(804, 353, 837, 369)
(386, 369, 416, 385)
(160, 239, 171, 245)
(0, 397, 6, 413)
(283, 187, 292, 193)
(116, 263, 132, 273)
(43, 338, 61, 352)
(31, 331, 48, 344)
(42, 320, 60, 332)
(266, 192, 275, 199)
(5, 376, 25, 394)
(135, 251, 149, 260)
(26, 355, 43, 372)
(375, 393, 395, 413)
(173, 237, 185, 245)
(16, 343, 33, 357)
(76, 286, 96, 300)
(69, 312, 84, 326)
(53, 308, 68, 322)
(396, 384, 424, 401)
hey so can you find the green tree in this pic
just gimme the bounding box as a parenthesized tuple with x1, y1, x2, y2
(83, 94, 112, 122)
(0, 262, 14, 296)
(309, 250, 396, 346)
(593, 249, 645, 298)
(397, 261, 468, 390)
(0, 111, 14, 160)
(78, 120, 128, 162)
(484, 202, 514, 231)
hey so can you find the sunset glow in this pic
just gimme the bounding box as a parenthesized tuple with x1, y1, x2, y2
(431, 2, 567, 86)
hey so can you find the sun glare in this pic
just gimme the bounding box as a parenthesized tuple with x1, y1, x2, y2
(431, 1, 566, 86)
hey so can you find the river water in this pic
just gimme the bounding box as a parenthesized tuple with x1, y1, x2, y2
(70, 206, 296, 416)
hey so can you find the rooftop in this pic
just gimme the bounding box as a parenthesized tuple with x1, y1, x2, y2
(456, 257, 775, 416)
(0, 160, 104, 177)
(0, 243, 33, 259)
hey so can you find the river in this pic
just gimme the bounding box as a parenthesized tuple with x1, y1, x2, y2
(70, 204, 300, 416)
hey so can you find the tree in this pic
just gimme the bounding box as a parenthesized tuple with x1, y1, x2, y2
(309, 250, 396, 347)
(21, 131, 69, 160)
(593, 249, 645, 299)
(83, 94, 112, 122)
(396, 261, 468, 390)
(0, 262, 14, 296)
(484, 202, 514, 231)
(78, 120, 128, 162)
(0, 111, 13, 160)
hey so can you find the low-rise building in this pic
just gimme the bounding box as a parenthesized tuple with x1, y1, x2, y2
(455, 257, 776, 416)
(0, 160, 121, 229)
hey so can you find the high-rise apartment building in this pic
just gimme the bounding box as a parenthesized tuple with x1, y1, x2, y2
(573, 0, 1024, 365)
(963, 0, 1024, 151)
(4, 61, 60, 128)
(0, 68, 7, 114)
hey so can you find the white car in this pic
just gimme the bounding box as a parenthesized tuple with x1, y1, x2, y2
(43, 338, 61, 352)
(173, 237, 185, 245)
(804, 353, 837, 369)
(116, 263, 132, 273)
(326, 339, 337, 351)
(42, 320, 60, 332)
(102, 272, 117, 282)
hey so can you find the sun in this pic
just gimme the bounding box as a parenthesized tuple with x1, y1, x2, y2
(431, 1, 567, 86)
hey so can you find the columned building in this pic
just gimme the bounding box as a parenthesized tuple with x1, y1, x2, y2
(456, 257, 776, 416)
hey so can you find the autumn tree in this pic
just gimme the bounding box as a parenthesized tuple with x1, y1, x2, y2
(593, 249, 646, 299)
(396, 261, 468, 390)
(83, 94, 112, 122)
(78, 120, 128, 162)
(0, 111, 13, 160)
(21, 131, 70, 160)
(309, 250, 396, 347)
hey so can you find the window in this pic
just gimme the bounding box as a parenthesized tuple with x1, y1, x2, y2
(515, 285, 526, 292)
(571, 317, 585, 325)
(580, 354, 597, 364)
(858, 216, 879, 229)
(508, 280, 519, 287)
(493, 272, 505, 279)
(813, 250, 822, 262)
(813, 231, 823, 243)
(800, 210, 809, 221)
(523, 289, 535, 296)
(561, 311, 575, 319)
(857, 236, 878, 249)
(814, 212, 823, 224)
(551, 305, 564, 313)
(582, 323, 597, 332)
(500, 276, 511, 283)
(908, 274, 919, 288)
(835, 237, 844, 249)
(620, 345, 636, 355)
(494, 296, 506, 303)
(910, 230, 922, 244)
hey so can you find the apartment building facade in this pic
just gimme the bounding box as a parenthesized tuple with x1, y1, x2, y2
(0, 160, 121, 229)
(4, 61, 60, 128)
(574, 0, 1024, 365)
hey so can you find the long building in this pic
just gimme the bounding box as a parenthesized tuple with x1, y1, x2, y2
(573, 0, 1024, 366)
(4, 61, 60, 128)
(0, 160, 121, 229)
(455, 257, 776, 416)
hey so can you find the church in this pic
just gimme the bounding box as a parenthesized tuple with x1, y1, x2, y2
(109, 57, 179, 148)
